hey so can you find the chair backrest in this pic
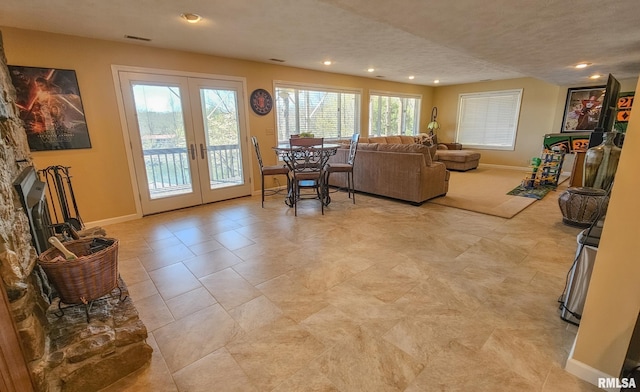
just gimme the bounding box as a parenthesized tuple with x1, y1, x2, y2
(347, 133, 360, 165)
(250, 136, 264, 171)
(288, 137, 324, 172)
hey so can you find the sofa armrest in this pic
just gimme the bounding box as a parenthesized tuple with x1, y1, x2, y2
(355, 151, 423, 200)
(438, 142, 463, 150)
(420, 161, 449, 198)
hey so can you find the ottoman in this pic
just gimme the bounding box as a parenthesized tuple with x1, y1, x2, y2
(435, 150, 481, 171)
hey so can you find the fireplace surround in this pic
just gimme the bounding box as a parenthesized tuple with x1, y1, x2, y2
(0, 31, 151, 391)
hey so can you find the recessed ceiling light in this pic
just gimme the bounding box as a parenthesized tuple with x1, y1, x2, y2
(408, 76, 415, 80)
(181, 13, 202, 24)
(575, 63, 592, 69)
(590, 74, 602, 79)
(434, 79, 440, 84)
(367, 68, 375, 73)
(323, 60, 332, 65)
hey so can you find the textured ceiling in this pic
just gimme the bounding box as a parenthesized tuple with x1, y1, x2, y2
(1, 0, 639, 86)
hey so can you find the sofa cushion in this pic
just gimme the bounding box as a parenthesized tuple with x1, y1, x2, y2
(376, 143, 432, 166)
(358, 143, 379, 151)
(367, 136, 388, 144)
(400, 135, 416, 144)
(435, 150, 480, 171)
(385, 136, 403, 144)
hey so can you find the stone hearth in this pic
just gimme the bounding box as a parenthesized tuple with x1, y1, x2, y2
(42, 281, 152, 392)
(0, 30, 152, 391)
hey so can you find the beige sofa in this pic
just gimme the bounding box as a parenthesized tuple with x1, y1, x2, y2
(326, 139, 449, 204)
(361, 135, 481, 171)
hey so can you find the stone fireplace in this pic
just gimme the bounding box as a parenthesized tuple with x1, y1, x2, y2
(0, 31, 151, 391)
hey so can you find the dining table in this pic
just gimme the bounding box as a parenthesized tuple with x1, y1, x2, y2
(272, 142, 341, 207)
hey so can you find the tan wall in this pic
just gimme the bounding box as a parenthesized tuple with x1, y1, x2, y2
(570, 77, 640, 376)
(433, 78, 561, 167)
(0, 26, 433, 222)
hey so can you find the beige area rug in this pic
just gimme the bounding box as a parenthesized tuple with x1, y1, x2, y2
(429, 166, 568, 218)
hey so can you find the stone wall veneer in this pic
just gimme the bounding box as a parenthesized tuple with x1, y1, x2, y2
(0, 31, 151, 391)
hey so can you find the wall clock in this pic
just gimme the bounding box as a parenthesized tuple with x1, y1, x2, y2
(250, 89, 273, 115)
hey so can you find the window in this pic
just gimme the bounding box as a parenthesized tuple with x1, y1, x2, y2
(274, 82, 361, 143)
(369, 92, 421, 136)
(456, 89, 523, 150)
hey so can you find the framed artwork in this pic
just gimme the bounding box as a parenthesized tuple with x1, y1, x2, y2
(561, 86, 606, 133)
(614, 91, 634, 133)
(8, 65, 91, 151)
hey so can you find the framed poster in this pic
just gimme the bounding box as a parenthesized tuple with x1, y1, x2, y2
(8, 65, 91, 151)
(561, 86, 606, 133)
(614, 91, 634, 133)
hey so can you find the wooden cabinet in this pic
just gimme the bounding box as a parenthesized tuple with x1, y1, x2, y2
(0, 287, 35, 392)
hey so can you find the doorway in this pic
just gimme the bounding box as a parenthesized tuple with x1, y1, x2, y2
(117, 71, 251, 215)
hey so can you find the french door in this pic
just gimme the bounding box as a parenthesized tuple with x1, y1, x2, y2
(118, 72, 251, 215)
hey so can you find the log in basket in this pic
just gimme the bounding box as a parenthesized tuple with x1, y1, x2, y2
(38, 237, 119, 306)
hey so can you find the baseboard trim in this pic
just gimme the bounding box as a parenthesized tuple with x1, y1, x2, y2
(478, 163, 529, 171)
(251, 186, 287, 196)
(84, 213, 141, 229)
(565, 357, 618, 392)
(562, 325, 627, 392)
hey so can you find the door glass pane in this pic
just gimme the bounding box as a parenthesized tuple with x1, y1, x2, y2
(200, 88, 244, 189)
(132, 84, 193, 199)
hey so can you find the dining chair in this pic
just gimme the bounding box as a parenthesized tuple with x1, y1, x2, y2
(288, 137, 325, 216)
(251, 136, 289, 207)
(325, 133, 359, 203)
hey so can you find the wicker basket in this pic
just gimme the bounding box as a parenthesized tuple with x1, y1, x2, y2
(38, 238, 119, 305)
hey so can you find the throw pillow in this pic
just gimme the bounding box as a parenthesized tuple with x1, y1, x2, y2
(415, 133, 435, 147)
(385, 136, 402, 144)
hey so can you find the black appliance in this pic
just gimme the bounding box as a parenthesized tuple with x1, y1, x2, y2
(13, 166, 53, 254)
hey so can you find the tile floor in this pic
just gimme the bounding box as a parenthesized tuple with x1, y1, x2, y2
(99, 182, 602, 391)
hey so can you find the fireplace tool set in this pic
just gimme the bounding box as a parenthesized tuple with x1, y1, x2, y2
(35, 165, 122, 322)
(38, 165, 84, 238)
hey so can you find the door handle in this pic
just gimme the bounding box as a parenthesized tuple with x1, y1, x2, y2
(200, 143, 206, 159)
(190, 144, 196, 160)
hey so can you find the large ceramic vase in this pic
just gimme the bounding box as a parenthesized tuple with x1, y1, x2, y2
(582, 132, 622, 190)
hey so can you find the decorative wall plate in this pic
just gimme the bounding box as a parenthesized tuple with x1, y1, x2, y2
(250, 89, 273, 115)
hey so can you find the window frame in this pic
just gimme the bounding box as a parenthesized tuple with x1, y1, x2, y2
(273, 80, 362, 143)
(368, 90, 422, 137)
(455, 89, 523, 151)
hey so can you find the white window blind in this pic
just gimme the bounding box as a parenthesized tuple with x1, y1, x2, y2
(369, 92, 421, 136)
(456, 89, 523, 150)
(274, 82, 361, 143)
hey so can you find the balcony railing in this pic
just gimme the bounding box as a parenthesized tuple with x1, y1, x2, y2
(143, 144, 243, 198)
